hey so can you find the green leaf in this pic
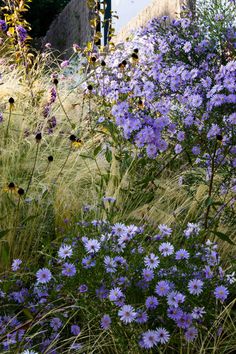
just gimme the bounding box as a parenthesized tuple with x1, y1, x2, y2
(205, 197, 213, 207)
(21, 215, 39, 225)
(0, 229, 10, 239)
(93, 144, 102, 157)
(105, 148, 112, 163)
(210, 230, 235, 245)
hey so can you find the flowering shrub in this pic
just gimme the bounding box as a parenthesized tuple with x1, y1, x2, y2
(0, 218, 235, 352)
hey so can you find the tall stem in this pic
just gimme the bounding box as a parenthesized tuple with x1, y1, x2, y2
(204, 143, 217, 230)
(4, 107, 12, 146)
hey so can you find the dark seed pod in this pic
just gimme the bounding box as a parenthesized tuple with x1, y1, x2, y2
(131, 53, 139, 60)
(133, 48, 139, 53)
(122, 60, 127, 66)
(91, 56, 97, 62)
(53, 78, 59, 86)
(69, 134, 76, 142)
(101, 60, 106, 66)
(216, 134, 223, 141)
(18, 188, 25, 196)
(87, 84, 93, 91)
(9, 97, 15, 104)
(48, 155, 54, 162)
(35, 133, 42, 141)
(8, 182, 15, 189)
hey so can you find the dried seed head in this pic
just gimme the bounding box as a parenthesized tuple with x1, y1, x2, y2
(18, 188, 25, 196)
(48, 155, 54, 162)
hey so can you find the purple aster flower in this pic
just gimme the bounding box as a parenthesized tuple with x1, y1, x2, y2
(175, 144, 183, 154)
(159, 224, 172, 236)
(214, 286, 229, 302)
(109, 287, 125, 302)
(189, 94, 203, 108)
(61, 263, 76, 277)
(11, 259, 22, 271)
(0, 20, 7, 32)
(167, 291, 185, 307)
(156, 327, 170, 344)
(155, 280, 170, 296)
(100, 314, 111, 330)
(82, 255, 96, 268)
(167, 307, 183, 320)
(16, 25, 27, 43)
(229, 113, 236, 124)
(159, 242, 174, 256)
(142, 268, 154, 282)
(188, 279, 204, 295)
(135, 310, 148, 324)
(71, 324, 81, 336)
(183, 41, 192, 53)
(58, 244, 72, 259)
(142, 330, 159, 349)
(36, 268, 52, 284)
(50, 317, 62, 331)
(79, 284, 88, 293)
(185, 326, 198, 342)
(84, 239, 101, 253)
(145, 296, 159, 310)
(176, 312, 193, 329)
(191, 307, 206, 319)
(60, 60, 69, 68)
(118, 304, 136, 324)
(144, 253, 160, 269)
(175, 249, 190, 260)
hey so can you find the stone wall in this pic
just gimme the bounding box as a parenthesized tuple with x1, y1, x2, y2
(43, 0, 93, 56)
(114, 0, 188, 43)
(43, 0, 195, 56)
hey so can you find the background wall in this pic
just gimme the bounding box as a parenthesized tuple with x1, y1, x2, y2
(43, 0, 195, 55)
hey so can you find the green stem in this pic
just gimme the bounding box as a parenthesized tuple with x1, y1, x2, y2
(56, 88, 73, 128)
(204, 143, 217, 231)
(54, 145, 72, 184)
(4, 107, 12, 146)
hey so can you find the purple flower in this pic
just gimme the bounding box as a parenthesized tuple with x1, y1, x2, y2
(155, 280, 170, 296)
(135, 310, 148, 324)
(144, 253, 159, 269)
(0, 20, 7, 32)
(188, 279, 204, 295)
(84, 239, 101, 253)
(159, 242, 174, 256)
(11, 259, 22, 271)
(191, 307, 206, 319)
(71, 325, 81, 336)
(79, 284, 88, 293)
(185, 326, 198, 342)
(50, 317, 62, 331)
(109, 287, 124, 302)
(214, 286, 229, 302)
(118, 304, 136, 324)
(61, 263, 76, 277)
(58, 244, 72, 259)
(16, 25, 27, 43)
(100, 314, 111, 330)
(156, 327, 170, 344)
(167, 291, 185, 307)
(142, 330, 159, 349)
(36, 268, 52, 284)
(60, 60, 69, 68)
(159, 224, 172, 236)
(145, 296, 159, 310)
(175, 249, 190, 260)
(142, 268, 154, 282)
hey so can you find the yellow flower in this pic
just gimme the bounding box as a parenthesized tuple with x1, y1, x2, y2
(72, 139, 83, 149)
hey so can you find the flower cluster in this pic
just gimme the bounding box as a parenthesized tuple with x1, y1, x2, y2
(0, 219, 234, 352)
(89, 6, 236, 179)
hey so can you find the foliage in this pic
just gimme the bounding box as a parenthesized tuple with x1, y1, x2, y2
(0, 0, 235, 353)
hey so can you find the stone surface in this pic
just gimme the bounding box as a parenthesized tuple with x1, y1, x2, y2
(114, 0, 187, 43)
(43, 0, 93, 56)
(43, 0, 195, 55)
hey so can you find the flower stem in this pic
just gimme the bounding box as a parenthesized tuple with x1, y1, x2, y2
(25, 142, 40, 196)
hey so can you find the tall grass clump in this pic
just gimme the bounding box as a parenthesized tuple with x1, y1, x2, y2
(0, 0, 235, 353)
